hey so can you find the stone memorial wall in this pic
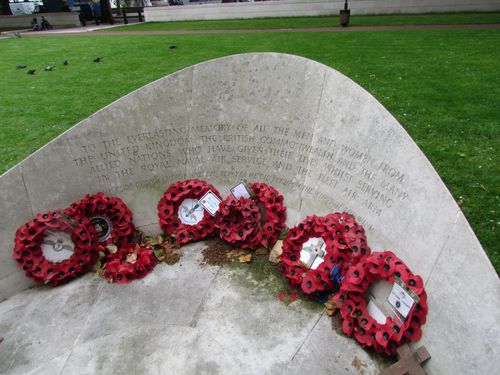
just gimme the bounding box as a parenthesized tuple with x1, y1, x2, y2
(0, 53, 498, 374)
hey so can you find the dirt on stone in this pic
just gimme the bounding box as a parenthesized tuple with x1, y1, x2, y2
(352, 356, 368, 374)
(201, 238, 232, 266)
(140, 233, 183, 265)
(330, 312, 343, 334)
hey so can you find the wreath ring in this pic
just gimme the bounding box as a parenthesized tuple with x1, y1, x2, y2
(215, 182, 286, 250)
(333, 251, 428, 355)
(215, 196, 262, 249)
(250, 182, 287, 249)
(12, 209, 99, 286)
(158, 179, 221, 244)
(70, 192, 135, 247)
(102, 243, 157, 284)
(280, 213, 370, 295)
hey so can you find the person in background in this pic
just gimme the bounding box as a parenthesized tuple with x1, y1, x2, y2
(92, 1, 101, 25)
(40, 16, 52, 30)
(31, 17, 39, 31)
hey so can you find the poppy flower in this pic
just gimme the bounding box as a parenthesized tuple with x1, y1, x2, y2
(301, 273, 317, 294)
(354, 328, 372, 346)
(375, 327, 393, 347)
(340, 299, 356, 320)
(342, 319, 354, 336)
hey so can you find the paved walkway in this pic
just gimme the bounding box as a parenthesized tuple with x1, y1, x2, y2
(4, 22, 500, 38)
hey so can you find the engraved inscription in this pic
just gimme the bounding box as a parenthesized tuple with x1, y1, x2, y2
(70, 121, 412, 231)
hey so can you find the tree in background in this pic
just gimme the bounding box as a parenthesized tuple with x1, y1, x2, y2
(1, 0, 13, 15)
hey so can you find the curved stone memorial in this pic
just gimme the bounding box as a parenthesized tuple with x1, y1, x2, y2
(0, 53, 498, 374)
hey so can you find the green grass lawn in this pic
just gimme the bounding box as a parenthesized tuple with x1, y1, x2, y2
(104, 12, 500, 31)
(0, 29, 499, 271)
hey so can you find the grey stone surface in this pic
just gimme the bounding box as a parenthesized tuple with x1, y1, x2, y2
(421, 213, 500, 374)
(285, 314, 382, 375)
(0, 169, 34, 300)
(0, 53, 499, 374)
(0, 242, 383, 374)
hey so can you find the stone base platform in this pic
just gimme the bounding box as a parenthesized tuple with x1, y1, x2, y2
(0, 241, 385, 375)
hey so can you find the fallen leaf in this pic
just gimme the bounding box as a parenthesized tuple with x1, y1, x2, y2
(326, 308, 336, 316)
(269, 240, 283, 264)
(126, 253, 138, 264)
(352, 356, 367, 370)
(324, 299, 337, 316)
(239, 254, 252, 263)
(324, 300, 335, 310)
(154, 248, 165, 261)
(227, 249, 245, 258)
(93, 259, 102, 273)
(457, 199, 464, 206)
(106, 244, 118, 254)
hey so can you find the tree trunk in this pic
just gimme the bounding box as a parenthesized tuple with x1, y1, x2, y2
(1, 0, 13, 15)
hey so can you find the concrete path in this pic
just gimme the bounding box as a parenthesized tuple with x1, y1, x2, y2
(4, 22, 500, 38)
(0, 241, 385, 375)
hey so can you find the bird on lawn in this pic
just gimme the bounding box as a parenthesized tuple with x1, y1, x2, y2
(93, 57, 103, 63)
(16, 64, 27, 69)
(63, 60, 69, 65)
(27, 69, 36, 75)
(13, 32, 21, 38)
(44, 66, 55, 71)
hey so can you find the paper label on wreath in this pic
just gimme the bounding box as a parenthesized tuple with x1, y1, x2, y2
(299, 237, 326, 269)
(230, 181, 252, 199)
(387, 277, 419, 320)
(199, 190, 222, 216)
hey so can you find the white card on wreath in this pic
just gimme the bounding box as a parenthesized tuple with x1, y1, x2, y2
(199, 190, 222, 217)
(387, 277, 418, 320)
(230, 182, 252, 199)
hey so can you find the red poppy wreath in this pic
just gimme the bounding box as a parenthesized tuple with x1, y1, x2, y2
(250, 182, 287, 248)
(215, 196, 261, 250)
(13, 209, 99, 286)
(71, 192, 135, 247)
(332, 251, 428, 356)
(158, 179, 221, 244)
(215, 182, 286, 250)
(280, 213, 370, 295)
(101, 243, 157, 284)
